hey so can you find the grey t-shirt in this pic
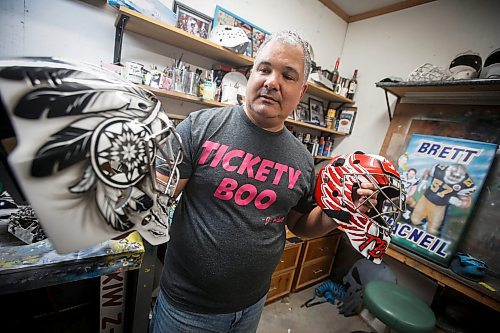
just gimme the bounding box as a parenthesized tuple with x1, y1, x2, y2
(160, 105, 315, 313)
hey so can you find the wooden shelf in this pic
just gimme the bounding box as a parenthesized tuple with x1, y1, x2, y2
(307, 81, 353, 104)
(143, 82, 348, 136)
(285, 118, 347, 135)
(141, 84, 346, 139)
(140, 85, 228, 108)
(376, 79, 500, 105)
(117, 6, 354, 104)
(313, 155, 333, 160)
(117, 6, 253, 67)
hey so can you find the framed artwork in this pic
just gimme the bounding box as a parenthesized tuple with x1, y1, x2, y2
(308, 98, 325, 126)
(392, 134, 496, 266)
(173, 1, 212, 39)
(294, 102, 309, 122)
(336, 107, 357, 134)
(213, 6, 270, 58)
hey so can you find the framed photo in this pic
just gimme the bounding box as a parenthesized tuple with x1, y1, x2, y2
(308, 98, 325, 126)
(336, 107, 357, 134)
(173, 1, 212, 39)
(213, 6, 270, 58)
(294, 102, 309, 122)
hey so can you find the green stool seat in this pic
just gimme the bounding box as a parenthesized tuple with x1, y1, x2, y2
(364, 280, 436, 333)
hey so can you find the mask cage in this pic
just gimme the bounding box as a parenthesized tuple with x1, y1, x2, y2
(343, 172, 405, 231)
(146, 123, 183, 205)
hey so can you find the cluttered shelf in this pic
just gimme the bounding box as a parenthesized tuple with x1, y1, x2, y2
(116, 6, 352, 104)
(142, 84, 228, 108)
(116, 6, 253, 67)
(285, 118, 347, 135)
(142, 84, 346, 138)
(385, 244, 500, 312)
(0, 231, 145, 295)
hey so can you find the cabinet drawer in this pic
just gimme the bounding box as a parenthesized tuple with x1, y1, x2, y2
(274, 243, 301, 273)
(267, 269, 294, 302)
(303, 235, 339, 262)
(295, 257, 334, 290)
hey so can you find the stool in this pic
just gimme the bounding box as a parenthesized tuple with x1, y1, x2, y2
(363, 280, 436, 333)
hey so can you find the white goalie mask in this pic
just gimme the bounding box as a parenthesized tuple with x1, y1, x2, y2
(0, 58, 183, 253)
(209, 25, 251, 54)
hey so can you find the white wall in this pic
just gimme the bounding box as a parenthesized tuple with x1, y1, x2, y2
(336, 0, 500, 155)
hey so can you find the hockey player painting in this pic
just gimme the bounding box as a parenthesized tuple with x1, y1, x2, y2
(392, 134, 496, 266)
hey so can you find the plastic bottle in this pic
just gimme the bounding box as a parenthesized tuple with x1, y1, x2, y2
(317, 136, 325, 156)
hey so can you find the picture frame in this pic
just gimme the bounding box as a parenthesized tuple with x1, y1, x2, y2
(308, 98, 325, 126)
(173, 1, 213, 39)
(336, 107, 357, 134)
(294, 102, 309, 122)
(212, 6, 270, 58)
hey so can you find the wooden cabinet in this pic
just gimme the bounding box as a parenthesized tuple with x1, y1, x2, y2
(292, 233, 340, 291)
(265, 240, 302, 304)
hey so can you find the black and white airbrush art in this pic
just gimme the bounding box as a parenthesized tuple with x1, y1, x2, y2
(0, 58, 183, 253)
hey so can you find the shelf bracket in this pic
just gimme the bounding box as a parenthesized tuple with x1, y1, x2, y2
(113, 14, 129, 65)
(383, 89, 399, 121)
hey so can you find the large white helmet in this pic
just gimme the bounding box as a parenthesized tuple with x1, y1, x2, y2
(0, 58, 183, 253)
(480, 47, 500, 79)
(449, 51, 482, 80)
(208, 25, 250, 54)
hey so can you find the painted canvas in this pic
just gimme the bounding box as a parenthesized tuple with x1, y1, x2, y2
(392, 134, 497, 266)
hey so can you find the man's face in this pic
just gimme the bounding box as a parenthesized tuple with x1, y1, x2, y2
(408, 170, 416, 179)
(244, 40, 308, 131)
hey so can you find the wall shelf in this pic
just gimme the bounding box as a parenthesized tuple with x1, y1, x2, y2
(142, 83, 348, 136)
(376, 79, 500, 120)
(140, 84, 228, 108)
(307, 81, 353, 104)
(116, 6, 353, 105)
(116, 6, 253, 67)
(285, 118, 347, 135)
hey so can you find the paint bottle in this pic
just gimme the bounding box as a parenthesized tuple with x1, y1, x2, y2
(317, 136, 325, 156)
(323, 136, 332, 156)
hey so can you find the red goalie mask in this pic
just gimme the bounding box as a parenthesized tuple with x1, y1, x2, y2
(315, 153, 405, 263)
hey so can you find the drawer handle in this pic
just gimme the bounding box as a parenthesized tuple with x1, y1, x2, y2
(313, 269, 323, 274)
(280, 259, 285, 263)
(269, 286, 278, 291)
(319, 247, 329, 252)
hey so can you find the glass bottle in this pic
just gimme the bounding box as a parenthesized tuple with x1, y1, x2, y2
(347, 69, 358, 100)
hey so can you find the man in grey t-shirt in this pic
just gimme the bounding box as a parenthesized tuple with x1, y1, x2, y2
(150, 31, 377, 333)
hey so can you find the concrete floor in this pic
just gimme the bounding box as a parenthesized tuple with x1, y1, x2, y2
(257, 283, 374, 333)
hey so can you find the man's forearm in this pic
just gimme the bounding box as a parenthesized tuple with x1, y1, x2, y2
(289, 206, 338, 238)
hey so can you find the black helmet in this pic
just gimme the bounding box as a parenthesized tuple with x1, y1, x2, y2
(480, 47, 500, 79)
(449, 51, 482, 80)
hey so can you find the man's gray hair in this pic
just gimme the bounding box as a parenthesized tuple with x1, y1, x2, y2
(254, 30, 313, 82)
